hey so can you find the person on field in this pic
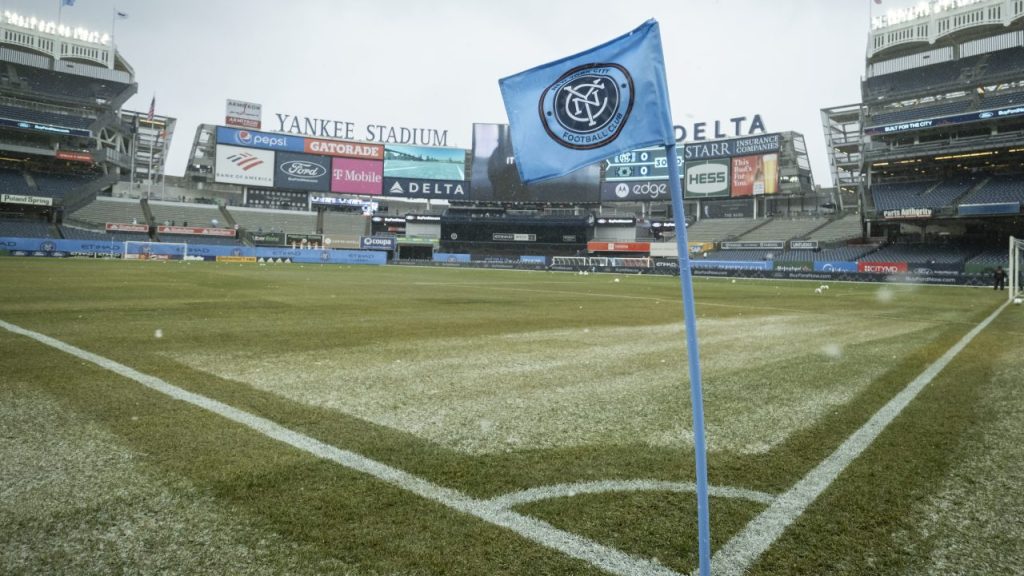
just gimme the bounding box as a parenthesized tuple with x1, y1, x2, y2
(993, 265, 1006, 290)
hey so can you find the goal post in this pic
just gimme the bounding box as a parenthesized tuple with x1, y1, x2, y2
(123, 241, 189, 261)
(1011, 236, 1023, 301)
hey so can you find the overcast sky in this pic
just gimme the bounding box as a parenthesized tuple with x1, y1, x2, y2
(4, 0, 926, 186)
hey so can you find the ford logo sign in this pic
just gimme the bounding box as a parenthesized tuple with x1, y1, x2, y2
(281, 161, 327, 178)
(979, 112, 994, 119)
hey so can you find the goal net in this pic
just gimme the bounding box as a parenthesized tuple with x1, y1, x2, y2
(1010, 236, 1023, 301)
(124, 241, 188, 261)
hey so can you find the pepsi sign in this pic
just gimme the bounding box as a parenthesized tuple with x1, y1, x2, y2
(216, 126, 305, 152)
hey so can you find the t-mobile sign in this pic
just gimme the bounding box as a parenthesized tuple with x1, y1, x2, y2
(331, 157, 383, 195)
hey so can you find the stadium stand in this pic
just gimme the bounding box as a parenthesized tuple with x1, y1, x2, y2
(0, 103, 94, 129)
(59, 224, 149, 242)
(686, 218, 765, 242)
(226, 206, 318, 235)
(871, 181, 937, 211)
(322, 212, 369, 246)
(0, 218, 56, 238)
(862, 47, 1024, 103)
(866, 243, 974, 264)
(917, 177, 978, 209)
(862, 55, 977, 101)
(67, 197, 147, 227)
(6, 63, 130, 104)
(805, 215, 864, 244)
(701, 249, 781, 261)
(0, 166, 31, 195)
(171, 235, 242, 246)
(736, 217, 827, 242)
(958, 175, 1024, 205)
(966, 248, 1008, 267)
(817, 244, 879, 262)
(148, 200, 224, 228)
(32, 172, 102, 200)
(978, 47, 1024, 80)
(977, 90, 1024, 110)
(868, 99, 973, 126)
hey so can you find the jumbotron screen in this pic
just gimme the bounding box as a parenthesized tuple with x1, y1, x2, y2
(470, 123, 600, 203)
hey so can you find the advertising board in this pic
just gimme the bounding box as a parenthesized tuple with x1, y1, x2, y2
(683, 160, 730, 198)
(682, 133, 781, 161)
(858, 261, 909, 274)
(273, 151, 331, 191)
(730, 153, 779, 196)
(382, 177, 468, 199)
(105, 223, 149, 233)
(157, 225, 236, 237)
(600, 180, 675, 202)
(215, 144, 275, 186)
(225, 99, 262, 129)
(1, 194, 52, 206)
(383, 144, 465, 181)
(603, 146, 681, 182)
(216, 126, 305, 152)
(304, 138, 383, 160)
(360, 236, 397, 251)
(699, 198, 753, 219)
(331, 157, 383, 195)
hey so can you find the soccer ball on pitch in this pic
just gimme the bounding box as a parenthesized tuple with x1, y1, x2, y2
(1014, 297, 1023, 305)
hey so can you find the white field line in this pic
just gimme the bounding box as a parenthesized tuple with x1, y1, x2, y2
(0, 319, 680, 576)
(705, 300, 1011, 576)
(487, 480, 775, 509)
(410, 280, 988, 328)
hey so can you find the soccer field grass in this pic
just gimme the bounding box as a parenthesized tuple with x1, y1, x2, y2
(2, 259, 1022, 575)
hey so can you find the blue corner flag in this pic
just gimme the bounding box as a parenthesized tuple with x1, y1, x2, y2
(499, 19, 674, 184)
(500, 19, 715, 576)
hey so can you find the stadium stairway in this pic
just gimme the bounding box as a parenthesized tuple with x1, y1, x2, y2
(796, 218, 835, 240)
(62, 173, 120, 214)
(218, 204, 236, 229)
(954, 177, 990, 207)
(140, 198, 155, 227)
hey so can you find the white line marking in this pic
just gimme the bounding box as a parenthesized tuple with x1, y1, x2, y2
(488, 480, 775, 509)
(0, 319, 682, 576)
(706, 301, 1010, 576)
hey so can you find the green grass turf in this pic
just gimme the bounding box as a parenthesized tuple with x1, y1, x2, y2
(1, 258, 1020, 574)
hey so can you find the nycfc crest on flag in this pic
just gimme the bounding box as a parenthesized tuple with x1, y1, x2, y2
(539, 63, 633, 150)
(499, 19, 674, 184)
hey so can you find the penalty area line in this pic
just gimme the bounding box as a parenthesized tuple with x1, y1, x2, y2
(0, 318, 682, 576)
(705, 300, 1011, 576)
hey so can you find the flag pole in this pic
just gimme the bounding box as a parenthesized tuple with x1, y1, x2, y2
(664, 141, 712, 576)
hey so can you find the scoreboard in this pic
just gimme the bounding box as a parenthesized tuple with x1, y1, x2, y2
(603, 146, 682, 182)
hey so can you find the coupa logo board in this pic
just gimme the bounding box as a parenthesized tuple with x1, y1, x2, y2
(359, 236, 397, 251)
(683, 160, 730, 197)
(215, 144, 275, 186)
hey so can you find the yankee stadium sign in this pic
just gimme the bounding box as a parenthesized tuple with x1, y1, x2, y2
(274, 114, 448, 147)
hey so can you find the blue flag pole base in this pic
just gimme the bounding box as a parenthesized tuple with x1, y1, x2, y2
(664, 142, 712, 576)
